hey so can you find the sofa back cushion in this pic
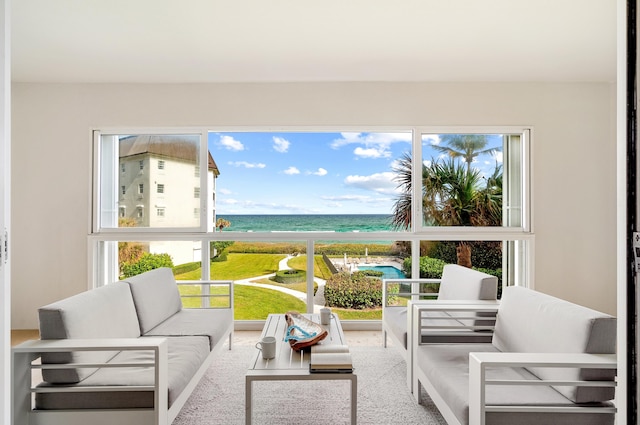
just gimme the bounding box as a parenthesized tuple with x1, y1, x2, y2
(493, 286, 616, 403)
(123, 267, 183, 334)
(38, 281, 141, 383)
(437, 264, 498, 301)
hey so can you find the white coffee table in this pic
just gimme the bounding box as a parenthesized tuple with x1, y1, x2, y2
(245, 313, 357, 424)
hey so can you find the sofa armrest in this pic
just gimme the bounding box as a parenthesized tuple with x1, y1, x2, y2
(468, 352, 618, 425)
(12, 338, 170, 425)
(177, 280, 234, 311)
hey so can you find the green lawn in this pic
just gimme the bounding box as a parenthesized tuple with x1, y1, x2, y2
(173, 252, 378, 320)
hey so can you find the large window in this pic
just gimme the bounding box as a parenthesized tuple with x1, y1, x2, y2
(91, 128, 532, 325)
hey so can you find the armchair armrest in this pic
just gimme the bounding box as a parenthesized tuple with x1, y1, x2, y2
(12, 338, 170, 425)
(468, 352, 618, 425)
(408, 301, 499, 396)
(382, 278, 441, 308)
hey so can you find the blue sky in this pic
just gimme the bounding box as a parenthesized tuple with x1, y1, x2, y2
(208, 132, 502, 215)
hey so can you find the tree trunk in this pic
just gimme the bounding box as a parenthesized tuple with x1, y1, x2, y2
(456, 242, 472, 268)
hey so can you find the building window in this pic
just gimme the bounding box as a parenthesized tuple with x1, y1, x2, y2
(121, 163, 125, 172)
(194, 165, 200, 177)
(137, 208, 144, 218)
(157, 183, 165, 194)
(121, 186, 125, 195)
(194, 208, 200, 218)
(158, 160, 165, 170)
(157, 208, 165, 217)
(119, 207, 125, 218)
(139, 160, 144, 170)
(194, 187, 200, 198)
(138, 183, 144, 194)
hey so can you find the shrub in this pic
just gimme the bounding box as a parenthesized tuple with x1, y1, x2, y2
(402, 256, 447, 279)
(121, 253, 174, 278)
(273, 269, 306, 284)
(324, 271, 383, 309)
(172, 261, 200, 275)
(211, 250, 228, 262)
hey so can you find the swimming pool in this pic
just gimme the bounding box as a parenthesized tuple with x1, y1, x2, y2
(357, 265, 406, 279)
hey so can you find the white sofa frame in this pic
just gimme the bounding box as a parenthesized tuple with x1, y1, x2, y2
(382, 275, 499, 394)
(381, 277, 438, 349)
(410, 302, 618, 425)
(12, 279, 234, 425)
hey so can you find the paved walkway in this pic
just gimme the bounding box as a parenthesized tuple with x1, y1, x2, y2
(234, 255, 327, 312)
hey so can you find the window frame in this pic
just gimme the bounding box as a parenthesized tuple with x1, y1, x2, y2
(92, 128, 209, 234)
(90, 125, 535, 322)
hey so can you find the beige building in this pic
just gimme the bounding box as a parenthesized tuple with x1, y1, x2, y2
(118, 134, 220, 264)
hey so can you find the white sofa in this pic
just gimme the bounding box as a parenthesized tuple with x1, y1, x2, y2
(12, 267, 234, 425)
(381, 264, 498, 393)
(411, 286, 617, 425)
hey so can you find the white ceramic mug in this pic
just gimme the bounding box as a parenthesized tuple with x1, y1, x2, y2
(320, 307, 331, 325)
(255, 336, 276, 359)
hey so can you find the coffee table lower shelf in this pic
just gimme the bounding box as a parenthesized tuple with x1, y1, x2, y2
(245, 369, 357, 424)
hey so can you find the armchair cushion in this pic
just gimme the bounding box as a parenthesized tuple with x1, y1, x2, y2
(492, 286, 616, 403)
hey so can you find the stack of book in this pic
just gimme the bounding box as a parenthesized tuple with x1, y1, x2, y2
(309, 344, 353, 373)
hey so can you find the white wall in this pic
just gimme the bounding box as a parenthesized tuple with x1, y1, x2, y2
(10, 82, 617, 328)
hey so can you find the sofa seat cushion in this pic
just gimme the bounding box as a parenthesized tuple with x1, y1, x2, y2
(386, 306, 493, 350)
(493, 286, 616, 403)
(35, 335, 209, 410)
(38, 281, 141, 383)
(123, 267, 183, 334)
(417, 344, 615, 425)
(144, 308, 232, 350)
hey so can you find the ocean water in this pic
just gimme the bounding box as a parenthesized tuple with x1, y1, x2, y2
(217, 214, 394, 233)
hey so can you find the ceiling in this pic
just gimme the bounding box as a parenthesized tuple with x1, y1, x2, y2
(11, 0, 617, 84)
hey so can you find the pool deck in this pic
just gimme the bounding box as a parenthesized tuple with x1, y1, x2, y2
(330, 256, 404, 274)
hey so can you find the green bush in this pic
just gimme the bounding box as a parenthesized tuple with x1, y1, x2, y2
(324, 271, 383, 309)
(173, 261, 200, 275)
(121, 253, 174, 278)
(402, 256, 447, 279)
(211, 250, 228, 262)
(359, 269, 384, 278)
(273, 269, 306, 284)
(425, 241, 502, 270)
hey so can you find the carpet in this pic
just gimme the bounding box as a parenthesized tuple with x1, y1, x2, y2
(173, 345, 447, 425)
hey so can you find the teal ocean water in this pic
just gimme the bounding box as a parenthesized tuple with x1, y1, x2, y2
(217, 214, 394, 233)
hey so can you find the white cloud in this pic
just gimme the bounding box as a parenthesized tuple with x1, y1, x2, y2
(308, 167, 328, 176)
(422, 135, 441, 146)
(354, 147, 391, 159)
(218, 188, 232, 195)
(284, 166, 300, 175)
(344, 171, 399, 194)
(273, 136, 290, 153)
(330, 132, 411, 150)
(219, 135, 245, 151)
(228, 161, 266, 169)
(218, 198, 239, 205)
(322, 194, 370, 202)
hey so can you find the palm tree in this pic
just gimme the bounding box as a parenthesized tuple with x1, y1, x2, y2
(431, 134, 499, 171)
(391, 152, 502, 267)
(216, 218, 231, 231)
(390, 152, 415, 231)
